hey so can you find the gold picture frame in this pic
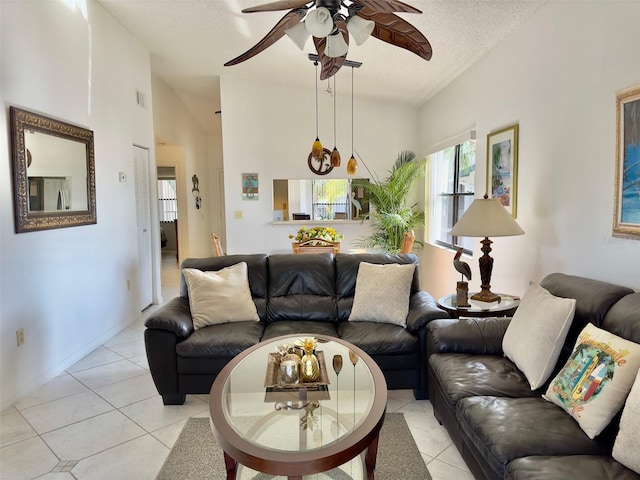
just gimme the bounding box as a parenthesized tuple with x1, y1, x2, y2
(486, 124, 519, 218)
(613, 83, 640, 239)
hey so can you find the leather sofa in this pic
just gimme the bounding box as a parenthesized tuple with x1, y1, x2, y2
(426, 273, 640, 480)
(144, 252, 448, 405)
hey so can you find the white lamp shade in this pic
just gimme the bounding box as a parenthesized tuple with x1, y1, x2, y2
(285, 21, 310, 50)
(347, 15, 375, 46)
(450, 196, 524, 237)
(325, 33, 349, 58)
(305, 7, 334, 38)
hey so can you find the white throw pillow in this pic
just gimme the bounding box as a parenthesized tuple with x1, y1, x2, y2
(612, 368, 640, 474)
(347, 262, 415, 327)
(182, 262, 259, 330)
(543, 323, 640, 439)
(502, 284, 576, 390)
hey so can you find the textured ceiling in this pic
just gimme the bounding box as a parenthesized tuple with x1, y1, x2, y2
(98, 0, 545, 130)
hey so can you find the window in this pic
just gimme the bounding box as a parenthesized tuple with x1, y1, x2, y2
(157, 179, 177, 221)
(428, 138, 476, 253)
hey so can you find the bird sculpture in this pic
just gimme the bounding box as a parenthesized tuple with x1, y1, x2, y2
(453, 248, 472, 282)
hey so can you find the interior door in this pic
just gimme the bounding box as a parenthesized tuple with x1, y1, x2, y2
(133, 145, 153, 310)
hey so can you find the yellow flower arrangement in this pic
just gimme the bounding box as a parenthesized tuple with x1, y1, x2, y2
(289, 226, 343, 245)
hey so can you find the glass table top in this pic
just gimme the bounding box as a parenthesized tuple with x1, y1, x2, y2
(218, 335, 376, 455)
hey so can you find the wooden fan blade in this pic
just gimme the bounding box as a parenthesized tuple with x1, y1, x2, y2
(352, 0, 421, 14)
(225, 10, 305, 66)
(356, 10, 432, 61)
(313, 19, 349, 79)
(242, 0, 311, 13)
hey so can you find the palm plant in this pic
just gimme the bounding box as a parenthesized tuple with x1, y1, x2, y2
(356, 150, 426, 253)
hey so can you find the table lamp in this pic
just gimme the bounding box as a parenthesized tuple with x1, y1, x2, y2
(450, 194, 524, 303)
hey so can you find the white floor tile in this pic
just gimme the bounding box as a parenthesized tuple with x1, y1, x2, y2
(14, 374, 88, 411)
(103, 328, 144, 348)
(437, 444, 470, 472)
(150, 418, 188, 448)
(0, 409, 37, 448)
(94, 372, 159, 408)
(72, 435, 169, 480)
(105, 339, 145, 359)
(120, 395, 208, 432)
(35, 474, 76, 480)
(66, 347, 123, 374)
(128, 353, 150, 369)
(426, 458, 476, 480)
(406, 419, 453, 458)
(20, 391, 113, 434)
(71, 359, 146, 390)
(42, 410, 146, 460)
(0, 436, 59, 480)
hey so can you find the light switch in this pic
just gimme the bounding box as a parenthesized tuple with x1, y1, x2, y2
(234, 210, 243, 219)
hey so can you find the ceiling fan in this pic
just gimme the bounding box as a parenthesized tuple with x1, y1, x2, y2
(225, 0, 432, 79)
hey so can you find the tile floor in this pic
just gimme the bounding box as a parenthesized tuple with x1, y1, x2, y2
(0, 252, 474, 480)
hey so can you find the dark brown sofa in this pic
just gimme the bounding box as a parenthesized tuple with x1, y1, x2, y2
(144, 252, 448, 405)
(426, 273, 640, 480)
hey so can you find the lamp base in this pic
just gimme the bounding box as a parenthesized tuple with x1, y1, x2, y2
(471, 289, 501, 303)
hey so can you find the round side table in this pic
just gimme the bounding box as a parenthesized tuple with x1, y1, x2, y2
(438, 293, 520, 318)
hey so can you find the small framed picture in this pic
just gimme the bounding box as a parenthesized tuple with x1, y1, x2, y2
(242, 173, 259, 200)
(613, 83, 640, 239)
(486, 124, 519, 217)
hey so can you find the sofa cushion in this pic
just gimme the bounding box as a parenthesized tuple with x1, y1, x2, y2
(613, 368, 640, 474)
(601, 292, 640, 344)
(335, 253, 420, 321)
(502, 284, 576, 390)
(183, 263, 260, 329)
(176, 321, 265, 358)
(348, 262, 415, 327)
(457, 396, 607, 479)
(505, 455, 640, 480)
(543, 323, 640, 439)
(180, 254, 269, 321)
(261, 321, 339, 341)
(540, 273, 634, 363)
(338, 321, 418, 355)
(429, 353, 538, 408)
(267, 254, 337, 323)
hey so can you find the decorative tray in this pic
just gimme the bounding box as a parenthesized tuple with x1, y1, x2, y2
(264, 351, 330, 389)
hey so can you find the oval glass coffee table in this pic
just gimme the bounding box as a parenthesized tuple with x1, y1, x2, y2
(209, 334, 388, 480)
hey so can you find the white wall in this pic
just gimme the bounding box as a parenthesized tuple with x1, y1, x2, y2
(151, 76, 221, 259)
(0, 0, 155, 409)
(220, 75, 419, 254)
(419, 1, 640, 299)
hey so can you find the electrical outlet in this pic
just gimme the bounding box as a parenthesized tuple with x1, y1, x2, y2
(16, 328, 25, 347)
(127, 279, 131, 291)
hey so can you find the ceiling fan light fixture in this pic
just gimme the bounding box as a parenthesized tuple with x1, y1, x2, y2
(305, 7, 334, 38)
(325, 32, 349, 58)
(285, 21, 310, 50)
(347, 15, 375, 46)
(312, 137, 324, 159)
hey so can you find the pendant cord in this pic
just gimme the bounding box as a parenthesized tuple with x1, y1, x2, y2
(314, 61, 319, 138)
(351, 66, 354, 156)
(333, 76, 337, 147)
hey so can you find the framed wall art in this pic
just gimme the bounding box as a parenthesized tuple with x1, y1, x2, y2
(613, 83, 640, 239)
(486, 123, 519, 217)
(242, 173, 259, 200)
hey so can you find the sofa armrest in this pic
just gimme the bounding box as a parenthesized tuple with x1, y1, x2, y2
(426, 317, 511, 356)
(144, 297, 194, 338)
(406, 291, 450, 332)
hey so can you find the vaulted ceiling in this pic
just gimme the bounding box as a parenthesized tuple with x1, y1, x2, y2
(98, 0, 545, 130)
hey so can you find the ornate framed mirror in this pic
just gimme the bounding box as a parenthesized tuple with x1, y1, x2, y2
(9, 107, 96, 233)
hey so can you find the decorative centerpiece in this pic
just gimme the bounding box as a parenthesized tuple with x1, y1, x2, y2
(290, 226, 342, 254)
(299, 337, 320, 382)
